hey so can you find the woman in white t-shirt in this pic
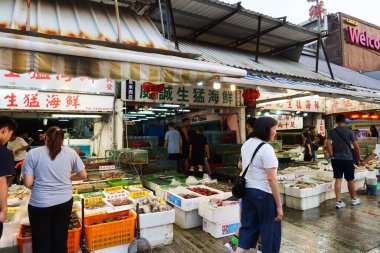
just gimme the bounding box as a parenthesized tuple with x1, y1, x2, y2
(236, 117, 283, 253)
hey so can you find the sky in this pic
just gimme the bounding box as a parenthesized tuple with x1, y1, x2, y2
(223, 0, 380, 26)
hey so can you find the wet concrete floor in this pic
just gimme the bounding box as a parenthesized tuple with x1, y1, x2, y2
(154, 193, 380, 253)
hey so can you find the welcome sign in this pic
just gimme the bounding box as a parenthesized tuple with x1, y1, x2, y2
(347, 26, 380, 51)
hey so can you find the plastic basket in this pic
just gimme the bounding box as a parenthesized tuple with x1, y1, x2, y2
(84, 210, 136, 250)
(17, 223, 81, 253)
(107, 179, 129, 187)
(67, 220, 82, 253)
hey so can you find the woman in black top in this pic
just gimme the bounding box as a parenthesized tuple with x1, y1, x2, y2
(189, 127, 209, 177)
(370, 125, 379, 139)
(303, 131, 313, 161)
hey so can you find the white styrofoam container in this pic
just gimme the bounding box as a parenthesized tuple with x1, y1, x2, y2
(174, 206, 202, 229)
(278, 182, 285, 194)
(365, 177, 377, 185)
(139, 209, 175, 229)
(140, 224, 173, 248)
(186, 185, 225, 199)
(285, 195, 320, 210)
(202, 218, 241, 238)
(280, 193, 286, 206)
(319, 190, 335, 203)
(354, 179, 365, 189)
(166, 188, 203, 211)
(154, 186, 168, 201)
(284, 185, 320, 198)
(198, 199, 240, 223)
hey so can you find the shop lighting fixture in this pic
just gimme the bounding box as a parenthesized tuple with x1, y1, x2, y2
(350, 114, 360, 119)
(140, 118, 148, 121)
(370, 114, 379, 120)
(213, 82, 221, 90)
(38, 129, 43, 132)
(257, 112, 262, 116)
(296, 111, 300, 114)
(146, 117, 155, 119)
(230, 84, 236, 91)
(132, 119, 141, 122)
(148, 108, 168, 112)
(160, 104, 180, 108)
(58, 119, 69, 122)
(51, 114, 102, 118)
(197, 82, 203, 86)
(264, 112, 270, 116)
(178, 109, 191, 112)
(276, 111, 282, 115)
(303, 113, 308, 117)
(361, 114, 370, 119)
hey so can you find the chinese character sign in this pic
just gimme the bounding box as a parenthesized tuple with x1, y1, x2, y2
(126, 82, 239, 107)
(0, 70, 114, 94)
(273, 115, 303, 130)
(0, 89, 113, 112)
(325, 98, 380, 114)
(316, 119, 326, 137)
(260, 98, 325, 113)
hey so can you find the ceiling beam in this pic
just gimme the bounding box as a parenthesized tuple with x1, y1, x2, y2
(265, 34, 328, 56)
(227, 18, 286, 48)
(187, 2, 242, 39)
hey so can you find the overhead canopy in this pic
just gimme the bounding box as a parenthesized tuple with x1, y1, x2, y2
(151, 0, 320, 54)
(222, 76, 380, 102)
(179, 40, 340, 85)
(0, 33, 246, 83)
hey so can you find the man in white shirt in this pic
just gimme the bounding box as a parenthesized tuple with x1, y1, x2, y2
(7, 135, 33, 184)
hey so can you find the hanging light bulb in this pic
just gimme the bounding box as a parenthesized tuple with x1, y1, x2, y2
(213, 82, 221, 90)
(230, 84, 236, 91)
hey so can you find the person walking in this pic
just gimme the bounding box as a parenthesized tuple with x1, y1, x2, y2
(23, 126, 87, 253)
(7, 134, 33, 184)
(236, 117, 282, 253)
(246, 117, 257, 139)
(326, 114, 362, 209)
(181, 118, 190, 172)
(309, 126, 318, 161)
(189, 127, 210, 177)
(164, 122, 183, 173)
(303, 131, 313, 162)
(0, 116, 17, 239)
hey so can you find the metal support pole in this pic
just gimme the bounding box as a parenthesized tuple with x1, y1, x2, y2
(255, 16, 262, 63)
(26, 0, 31, 31)
(158, 0, 165, 38)
(315, 34, 320, 73)
(167, 0, 179, 50)
(321, 38, 335, 80)
(115, 0, 121, 43)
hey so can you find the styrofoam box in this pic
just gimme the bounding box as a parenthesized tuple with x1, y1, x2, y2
(284, 185, 320, 198)
(140, 224, 173, 248)
(139, 209, 175, 229)
(354, 179, 365, 189)
(198, 199, 240, 223)
(166, 188, 203, 211)
(318, 182, 334, 193)
(186, 185, 226, 199)
(155, 186, 168, 201)
(319, 190, 335, 203)
(366, 177, 377, 185)
(174, 206, 202, 229)
(278, 182, 285, 194)
(280, 193, 286, 206)
(285, 195, 320, 210)
(202, 218, 240, 238)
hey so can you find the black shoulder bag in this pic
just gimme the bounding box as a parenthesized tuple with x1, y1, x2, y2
(232, 142, 266, 198)
(334, 128, 359, 165)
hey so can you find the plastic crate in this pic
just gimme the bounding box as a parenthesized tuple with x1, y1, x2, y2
(107, 179, 129, 187)
(84, 210, 136, 250)
(17, 223, 82, 253)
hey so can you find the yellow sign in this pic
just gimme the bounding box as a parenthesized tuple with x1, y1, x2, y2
(345, 18, 358, 26)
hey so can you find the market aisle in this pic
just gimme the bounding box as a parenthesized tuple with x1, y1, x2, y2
(155, 193, 380, 253)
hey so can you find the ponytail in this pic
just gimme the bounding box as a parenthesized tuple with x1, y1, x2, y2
(45, 126, 64, 160)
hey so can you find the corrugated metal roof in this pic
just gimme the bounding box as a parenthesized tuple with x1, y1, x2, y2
(152, 0, 319, 53)
(300, 56, 380, 91)
(179, 40, 340, 84)
(0, 0, 170, 50)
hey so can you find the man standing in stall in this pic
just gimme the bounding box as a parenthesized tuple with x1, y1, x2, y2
(0, 116, 17, 239)
(181, 118, 191, 173)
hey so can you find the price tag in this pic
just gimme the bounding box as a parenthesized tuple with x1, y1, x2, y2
(104, 186, 123, 193)
(99, 165, 116, 171)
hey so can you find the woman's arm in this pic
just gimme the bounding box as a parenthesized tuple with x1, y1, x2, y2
(266, 168, 283, 221)
(205, 144, 210, 159)
(23, 174, 34, 189)
(307, 143, 312, 155)
(71, 168, 87, 181)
